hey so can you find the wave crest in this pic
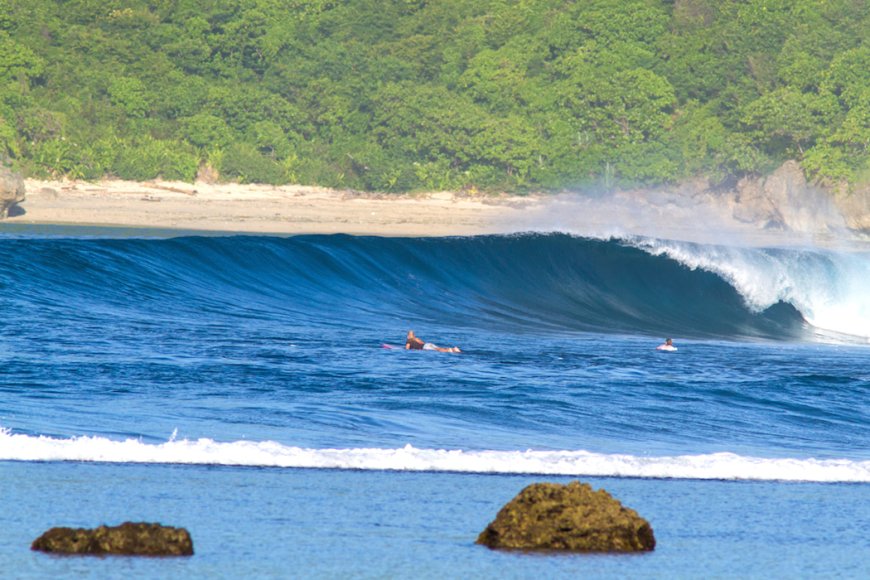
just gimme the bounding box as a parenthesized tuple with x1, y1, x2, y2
(2, 232, 866, 341)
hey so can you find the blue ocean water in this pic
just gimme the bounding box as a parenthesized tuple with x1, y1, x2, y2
(1, 228, 869, 578)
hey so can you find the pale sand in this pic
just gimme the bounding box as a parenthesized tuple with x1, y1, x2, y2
(8, 178, 869, 247)
(8, 179, 539, 237)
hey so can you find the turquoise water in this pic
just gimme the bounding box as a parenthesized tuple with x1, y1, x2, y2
(3, 462, 868, 578)
(1, 229, 868, 577)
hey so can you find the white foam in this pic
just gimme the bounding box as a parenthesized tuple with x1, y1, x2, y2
(2, 429, 867, 483)
(629, 237, 870, 340)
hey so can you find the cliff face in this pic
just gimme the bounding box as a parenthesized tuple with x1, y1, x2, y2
(655, 161, 869, 235)
(732, 160, 847, 232)
(735, 162, 870, 233)
(830, 184, 870, 231)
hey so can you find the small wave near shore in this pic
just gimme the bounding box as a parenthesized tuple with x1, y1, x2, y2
(2, 429, 867, 483)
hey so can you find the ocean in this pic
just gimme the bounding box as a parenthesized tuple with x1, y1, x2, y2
(1, 225, 868, 578)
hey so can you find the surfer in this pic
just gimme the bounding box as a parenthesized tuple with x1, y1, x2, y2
(656, 338, 677, 351)
(405, 330, 461, 353)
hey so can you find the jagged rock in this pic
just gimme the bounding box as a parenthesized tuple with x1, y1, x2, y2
(0, 164, 25, 219)
(832, 182, 870, 231)
(31, 522, 194, 556)
(734, 161, 846, 232)
(477, 481, 655, 552)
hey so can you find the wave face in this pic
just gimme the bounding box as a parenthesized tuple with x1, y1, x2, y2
(1, 232, 852, 341)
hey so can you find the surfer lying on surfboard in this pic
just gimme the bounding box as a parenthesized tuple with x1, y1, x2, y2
(656, 338, 677, 351)
(405, 330, 461, 353)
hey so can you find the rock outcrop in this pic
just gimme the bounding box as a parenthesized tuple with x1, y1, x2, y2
(0, 163, 25, 219)
(732, 160, 847, 232)
(31, 522, 194, 556)
(831, 182, 870, 231)
(477, 481, 655, 552)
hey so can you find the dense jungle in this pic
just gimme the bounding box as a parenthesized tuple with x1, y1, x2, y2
(0, 0, 867, 193)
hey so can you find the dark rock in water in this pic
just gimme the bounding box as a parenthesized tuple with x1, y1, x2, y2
(31, 522, 194, 556)
(0, 163, 25, 219)
(476, 481, 655, 552)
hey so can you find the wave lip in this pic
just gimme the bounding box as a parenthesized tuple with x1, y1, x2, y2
(627, 236, 870, 341)
(2, 430, 867, 483)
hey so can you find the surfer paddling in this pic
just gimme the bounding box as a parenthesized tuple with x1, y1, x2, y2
(656, 338, 677, 351)
(405, 330, 461, 353)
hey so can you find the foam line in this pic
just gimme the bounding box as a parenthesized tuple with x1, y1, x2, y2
(2, 429, 867, 483)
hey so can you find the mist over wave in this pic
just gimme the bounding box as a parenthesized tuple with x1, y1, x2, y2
(506, 176, 854, 246)
(500, 184, 870, 340)
(2, 429, 866, 483)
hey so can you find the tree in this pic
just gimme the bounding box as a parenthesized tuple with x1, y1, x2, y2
(0, 31, 44, 87)
(181, 112, 233, 149)
(108, 77, 149, 118)
(741, 88, 840, 157)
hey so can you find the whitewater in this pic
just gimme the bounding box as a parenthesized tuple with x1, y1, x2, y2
(4, 430, 869, 483)
(1, 191, 868, 577)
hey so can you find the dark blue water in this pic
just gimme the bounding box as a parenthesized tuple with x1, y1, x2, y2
(1, 230, 868, 577)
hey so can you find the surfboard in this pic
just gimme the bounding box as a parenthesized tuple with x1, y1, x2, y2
(656, 345, 677, 351)
(381, 343, 398, 349)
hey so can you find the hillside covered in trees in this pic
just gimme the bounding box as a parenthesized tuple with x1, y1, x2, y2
(0, 0, 867, 193)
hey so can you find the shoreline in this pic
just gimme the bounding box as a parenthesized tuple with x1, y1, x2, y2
(6, 178, 537, 237)
(5, 177, 869, 249)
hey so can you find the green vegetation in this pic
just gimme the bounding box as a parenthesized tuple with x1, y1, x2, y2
(0, 0, 867, 192)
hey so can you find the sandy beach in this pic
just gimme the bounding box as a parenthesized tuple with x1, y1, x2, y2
(6, 176, 869, 248)
(6, 179, 537, 237)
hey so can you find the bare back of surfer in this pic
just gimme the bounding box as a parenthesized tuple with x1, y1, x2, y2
(405, 330, 461, 353)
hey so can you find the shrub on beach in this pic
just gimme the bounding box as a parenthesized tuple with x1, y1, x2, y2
(218, 142, 287, 185)
(112, 137, 199, 182)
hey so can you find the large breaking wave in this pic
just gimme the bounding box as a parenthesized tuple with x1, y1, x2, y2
(0, 231, 867, 341)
